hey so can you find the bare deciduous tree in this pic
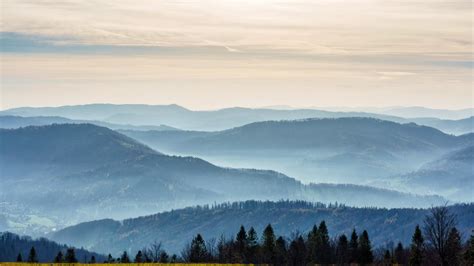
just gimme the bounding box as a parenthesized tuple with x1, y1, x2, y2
(423, 205, 457, 266)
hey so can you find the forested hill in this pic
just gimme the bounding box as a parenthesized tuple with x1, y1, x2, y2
(51, 201, 474, 255)
(1, 123, 446, 236)
(0, 232, 105, 262)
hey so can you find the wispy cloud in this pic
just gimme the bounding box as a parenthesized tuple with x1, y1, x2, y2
(0, 0, 472, 109)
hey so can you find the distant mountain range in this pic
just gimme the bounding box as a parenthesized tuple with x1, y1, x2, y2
(0, 124, 445, 236)
(379, 106, 473, 120)
(0, 115, 178, 131)
(1, 104, 472, 134)
(50, 201, 474, 255)
(120, 118, 473, 198)
(316, 106, 473, 120)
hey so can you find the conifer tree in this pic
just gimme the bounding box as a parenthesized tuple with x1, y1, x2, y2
(235, 225, 247, 261)
(65, 248, 78, 263)
(336, 234, 349, 265)
(16, 253, 22, 262)
(383, 249, 392, 266)
(358, 230, 373, 265)
(307, 224, 320, 263)
(262, 224, 276, 263)
(288, 236, 306, 266)
(54, 251, 63, 263)
(189, 234, 208, 262)
(27, 247, 38, 263)
(89, 255, 96, 264)
(446, 227, 462, 266)
(134, 250, 143, 263)
(464, 232, 474, 265)
(107, 254, 114, 263)
(318, 221, 332, 264)
(246, 227, 259, 263)
(394, 242, 406, 265)
(274, 236, 288, 265)
(349, 229, 359, 263)
(120, 251, 130, 263)
(409, 225, 424, 266)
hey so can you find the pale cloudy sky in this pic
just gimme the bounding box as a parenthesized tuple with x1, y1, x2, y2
(0, 0, 472, 110)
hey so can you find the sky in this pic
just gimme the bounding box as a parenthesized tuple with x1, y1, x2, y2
(0, 0, 472, 110)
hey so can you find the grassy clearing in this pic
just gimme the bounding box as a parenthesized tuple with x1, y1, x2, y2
(0, 262, 255, 266)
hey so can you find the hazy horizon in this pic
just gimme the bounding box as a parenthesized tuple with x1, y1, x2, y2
(1, 102, 473, 112)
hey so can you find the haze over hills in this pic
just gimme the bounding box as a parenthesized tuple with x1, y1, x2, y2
(312, 106, 473, 120)
(121, 118, 473, 196)
(392, 145, 474, 202)
(50, 201, 474, 255)
(0, 124, 446, 236)
(0, 115, 178, 131)
(379, 107, 473, 120)
(1, 104, 472, 134)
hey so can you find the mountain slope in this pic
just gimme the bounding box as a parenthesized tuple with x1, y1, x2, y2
(50, 201, 474, 255)
(0, 124, 445, 236)
(121, 118, 470, 185)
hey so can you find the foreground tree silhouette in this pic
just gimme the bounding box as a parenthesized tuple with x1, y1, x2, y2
(464, 232, 474, 265)
(134, 250, 143, 263)
(274, 236, 288, 265)
(446, 227, 462, 266)
(54, 251, 63, 263)
(262, 224, 276, 263)
(423, 205, 457, 266)
(27, 247, 38, 263)
(65, 248, 78, 263)
(189, 234, 208, 262)
(288, 235, 306, 266)
(159, 251, 169, 263)
(89, 255, 96, 264)
(246, 227, 259, 262)
(383, 249, 392, 265)
(107, 254, 114, 263)
(349, 229, 359, 263)
(318, 221, 332, 264)
(394, 242, 406, 265)
(358, 230, 373, 265)
(307, 224, 319, 263)
(16, 253, 22, 262)
(336, 234, 349, 265)
(120, 251, 130, 263)
(235, 225, 247, 262)
(409, 225, 424, 266)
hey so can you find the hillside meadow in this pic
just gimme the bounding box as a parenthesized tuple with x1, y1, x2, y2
(0, 262, 261, 266)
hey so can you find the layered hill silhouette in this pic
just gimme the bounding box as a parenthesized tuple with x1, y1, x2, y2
(395, 145, 474, 201)
(0, 115, 178, 131)
(121, 118, 473, 192)
(1, 104, 471, 134)
(0, 124, 445, 235)
(50, 201, 474, 255)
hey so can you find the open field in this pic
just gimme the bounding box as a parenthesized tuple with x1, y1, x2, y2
(0, 264, 259, 266)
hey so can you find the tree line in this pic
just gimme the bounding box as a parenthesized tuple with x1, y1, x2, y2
(10, 206, 474, 265)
